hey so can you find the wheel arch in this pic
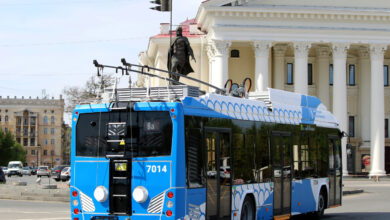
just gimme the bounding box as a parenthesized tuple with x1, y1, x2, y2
(237, 190, 257, 219)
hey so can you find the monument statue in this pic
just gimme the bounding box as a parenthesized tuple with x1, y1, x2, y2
(167, 26, 196, 84)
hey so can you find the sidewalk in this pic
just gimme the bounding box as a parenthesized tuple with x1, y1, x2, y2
(0, 178, 70, 202)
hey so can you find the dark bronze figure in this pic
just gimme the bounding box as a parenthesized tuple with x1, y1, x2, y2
(167, 26, 196, 84)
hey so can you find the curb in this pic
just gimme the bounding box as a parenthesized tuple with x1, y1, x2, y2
(343, 189, 364, 195)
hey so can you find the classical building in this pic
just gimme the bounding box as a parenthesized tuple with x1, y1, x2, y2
(139, 0, 390, 176)
(0, 95, 65, 167)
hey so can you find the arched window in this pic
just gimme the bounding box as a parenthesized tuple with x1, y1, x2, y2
(230, 49, 240, 58)
(5, 115, 8, 122)
(43, 116, 48, 124)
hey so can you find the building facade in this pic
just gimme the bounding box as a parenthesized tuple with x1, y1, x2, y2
(0, 95, 65, 167)
(140, 0, 390, 176)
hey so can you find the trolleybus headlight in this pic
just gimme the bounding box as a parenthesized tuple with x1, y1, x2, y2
(133, 186, 148, 203)
(94, 186, 108, 202)
(167, 201, 173, 208)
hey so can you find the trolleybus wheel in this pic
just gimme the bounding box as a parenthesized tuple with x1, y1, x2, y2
(315, 193, 325, 218)
(241, 196, 255, 220)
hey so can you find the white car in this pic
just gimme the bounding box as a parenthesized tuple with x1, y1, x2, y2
(22, 167, 32, 176)
(37, 166, 50, 177)
(60, 167, 71, 181)
(7, 161, 23, 177)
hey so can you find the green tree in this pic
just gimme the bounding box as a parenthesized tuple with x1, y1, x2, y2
(0, 130, 26, 166)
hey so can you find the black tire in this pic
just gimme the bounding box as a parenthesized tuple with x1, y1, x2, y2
(241, 196, 255, 220)
(315, 193, 325, 218)
(37, 175, 40, 178)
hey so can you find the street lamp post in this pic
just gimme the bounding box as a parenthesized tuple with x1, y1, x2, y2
(36, 144, 41, 167)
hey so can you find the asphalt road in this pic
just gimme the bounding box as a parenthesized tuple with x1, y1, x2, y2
(294, 179, 390, 220)
(0, 199, 70, 220)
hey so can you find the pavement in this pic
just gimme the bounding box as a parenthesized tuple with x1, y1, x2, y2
(0, 175, 380, 203)
(0, 175, 70, 202)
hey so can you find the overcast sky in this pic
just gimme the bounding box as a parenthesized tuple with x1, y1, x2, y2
(0, 0, 203, 99)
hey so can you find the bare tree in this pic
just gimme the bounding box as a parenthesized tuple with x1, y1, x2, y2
(62, 75, 114, 113)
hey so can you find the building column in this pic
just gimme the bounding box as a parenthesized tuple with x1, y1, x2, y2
(316, 46, 330, 108)
(293, 42, 311, 94)
(273, 44, 288, 90)
(253, 41, 272, 92)
(332, 43, 350, 176)
(206, 44, 215, 91)
(369, 44, 387, 177)
(358, 47, 371, 146)
(209, 40, 231, 90)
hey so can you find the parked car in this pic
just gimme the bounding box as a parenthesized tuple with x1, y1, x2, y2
(7, 161, 23, 177)
(22, 167, 32, 176)
(60, 167, 71, 181)
(51, 165, 68, 181)
(31, 167, 37, 175)
(0, 167, 6, 183)
(37, 166, 50, 178)
(2, 167, 8, 175)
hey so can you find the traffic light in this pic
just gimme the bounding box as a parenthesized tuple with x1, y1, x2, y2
(150, 0, 171, 12)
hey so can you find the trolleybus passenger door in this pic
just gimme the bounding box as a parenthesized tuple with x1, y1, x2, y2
(204, 128, 232, 220)
(271, 132, 292, 217)
(328, 136, 342, 207)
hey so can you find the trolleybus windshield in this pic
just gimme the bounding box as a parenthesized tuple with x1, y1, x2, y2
(75, 111, 172, 157)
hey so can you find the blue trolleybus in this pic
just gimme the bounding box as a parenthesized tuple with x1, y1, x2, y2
(70, 67, 342, 220)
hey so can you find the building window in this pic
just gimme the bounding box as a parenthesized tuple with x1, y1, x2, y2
(30, 127, 35, 136)
(349, 64, 355, 86)
(329, 64, 333, 85)
(51, 150, 55, 156)
(51, 128, 55, 134)
(4, 127, 8, 133)
(349, 116, 355, 137)
(51, 116, 55, 124)
(51, 110, 54, 114)
(287, 63, 293, 85)
(386, 119, 389, 138)
(385, 65, 389, 87)
(44, 128, 48, 134)
(43, 150, 47, 156)
(16, 138, 21, 144)
(23, 138, 28, 146)
(308, 63, 313, 85)
(44, 139, 47, 145)
(31, 138, 35, 146)
(230, 49, 240, 58)
(23, 128, 28, 136)
(31, 117, 36, 126)
(31, 150, 35, 155)
(5, 115, 8, 122)
(17, 117, 21, 125)
(43, 116, 48, 125)
(51, 139, 55, 145)
(24, 117, 28, 126)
